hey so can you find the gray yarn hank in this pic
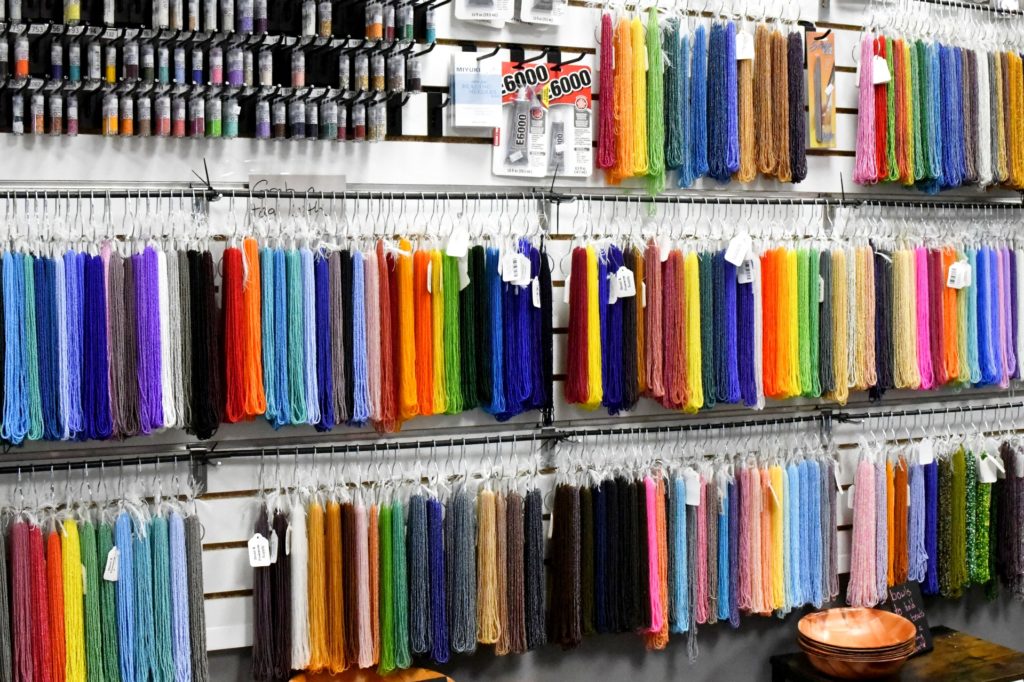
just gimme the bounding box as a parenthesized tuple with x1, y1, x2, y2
(524, 488, 546, 650)
(447, 487, 477, 654)
(185, 514, 210, 682)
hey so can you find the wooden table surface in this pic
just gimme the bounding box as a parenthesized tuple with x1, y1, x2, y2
(770, 626, 1024, 682)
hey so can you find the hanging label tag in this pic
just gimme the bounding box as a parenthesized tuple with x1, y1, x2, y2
(766, 476, 781, 508)
(608, 273, 619, 305)
(872, 55, 891, 84)
(658, 237, 671, 263)
(735, 30, 754, 60)
(737, 258, 754, 284)
(947, 261, 972, 289)
(563, 275, 571, 304)
(502, 252, 524, 283)
(531, 277, 541, 308)
(642, 281, 647, 307)
(847, 485, 856, 510)
(724, 231, 753, 266)
(833, 464, 842, 491)
(268, 529, 279, 564)
(996, 0, 1019, 11)
(103, 547, 120, 582)
(515, 253, 533, 287)
(615, 267, 636, 297)
(684, 468, 701, 506)
(426, 260, 433, 294)
(916, 439, 935, 466)
(458, 256, 471, 291)
(819, 274, 825, 303)
(1015, 452, 1024, 478)
(446, 225, 470, 258)
(976, 452, 998, 484)
(285, 524, 293, 557)
(248, 532, 273, 567)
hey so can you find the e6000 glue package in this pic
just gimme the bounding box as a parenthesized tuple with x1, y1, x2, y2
(492, 61, 593, 178)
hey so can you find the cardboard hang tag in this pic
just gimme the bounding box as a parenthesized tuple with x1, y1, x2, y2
(724, 231, 753, 266)
(248, 532, 273, 568)
(531, 277, 541, 308)
(458, 256, 471, 290)
(735, 30, 754, 60)
(683, 468, 701, 506)
(426, 260, 433, 294)
(976, 452, 998, 484)
(103, 547, 120, 582)
(615, 266, 636, 298)
(737, 258, 754, 284)
(946, 261, 972, 289)
(446, 224, 470, 258)
(916, 439, 935, 466)
(872, 55, 891, 84)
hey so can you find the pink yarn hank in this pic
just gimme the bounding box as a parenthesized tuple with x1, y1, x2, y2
(914, 248, 934, 389)
(354, 503, 373, 668)
(644, 476, 663, 633)
(853, 35, 878, 184)
(846, 459, 877, 607)
(695, 476, 709, 624)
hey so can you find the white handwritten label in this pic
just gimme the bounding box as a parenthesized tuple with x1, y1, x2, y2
(735, 30, 754, 60)
(819, 274, 825, 303)
(658, 237, 671, 263)
(847, 485, 856, 510)
(684, 468, 701, 506)
(615, 267, 636, 298)
(248, 533, 272, 567)
(531, 277, 541, 308)
(872, 55, 891, 84)
(563, 275, 571, 304)
(103, 547, 120, 582)
(285, 524, 292, 556)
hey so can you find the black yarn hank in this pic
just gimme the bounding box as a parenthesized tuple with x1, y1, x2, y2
(549, 484, 582, 649)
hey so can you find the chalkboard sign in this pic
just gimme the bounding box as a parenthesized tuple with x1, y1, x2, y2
(881, 582, 933, 655)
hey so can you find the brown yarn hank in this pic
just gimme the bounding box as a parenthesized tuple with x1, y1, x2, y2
(754, 24, 776, 175)
(894, 458, 909, 583)
(772, 30, 792, 182)
(505, 492, 528, 655)
(342, 502, 360, 665)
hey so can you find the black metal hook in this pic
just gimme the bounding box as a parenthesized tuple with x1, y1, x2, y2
(475, 45, 501, 61)
(412, 40, 437, 58)
(551, 50, 586, 72)
(513, 49, 548, 70)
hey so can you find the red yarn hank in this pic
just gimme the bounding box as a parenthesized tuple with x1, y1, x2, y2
(565, 247, 590, 404)
(28, 525, 53, 682)
(377, 241, 397, 432)
(221, 247, 248, 423)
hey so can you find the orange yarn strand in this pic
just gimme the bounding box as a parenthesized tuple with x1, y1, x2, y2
(326, 501, 348, 672)
(242, 237, 267, 416)
(396, 239, 419, 422)
(412, 250, 434, 415)
(761, 249, 779, 398)
(941, 248, 960, 381)
(368, 504, 381, 666)
(47, 530, 66, 682)
(307, 502, 330, 672)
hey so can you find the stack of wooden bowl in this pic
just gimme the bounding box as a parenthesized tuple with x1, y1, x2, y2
(797, 607, 917, 679)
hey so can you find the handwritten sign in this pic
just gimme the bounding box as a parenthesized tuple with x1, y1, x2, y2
(881, 582, 933, 655)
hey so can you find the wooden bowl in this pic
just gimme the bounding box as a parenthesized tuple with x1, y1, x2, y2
(802, 649, 912, 679)
(798, 635, 915, 659)
(798, 608, 917, 649)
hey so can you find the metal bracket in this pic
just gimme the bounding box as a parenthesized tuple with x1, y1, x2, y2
(187, 444, 210, 495)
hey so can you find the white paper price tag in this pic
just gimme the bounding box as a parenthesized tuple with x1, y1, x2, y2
(684, 468, 701, 506)
(285, 524, 292, 556)
(269, 529, 279, 564)
(426, 260, 433, 294)
(563, 275, 571, 304)
(446, 225, 470, 258)
(103, 547, 120, 582)
(947, 261, 972, 289)
(872, 55, 891, 84)
(724, 231, 753, 266)
(615, 267, 636, 297)
(977, 452, 998, 484)
(1015, 452, 1024, 478)
(847, 485, 856, 510)
(917, 438, 935, 466)
(819, 275, 826, 303)
(737, 258, 754, 284)
(658, 236, 671, 263)
(531, 277, 541, 308)
(248, 532, 273, 567)
(502, 252, 525, 284)
(458, 256, 471, 291)
(641, 281, 647, 307)
(736, 30, 754, 60)
(608, 274, 619, 305)
(996, 0, 1019, 11)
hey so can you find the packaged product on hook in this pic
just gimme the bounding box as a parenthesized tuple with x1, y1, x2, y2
(254, 0, 267, 32)
(397, 3, 413, 41)
(209, 44, 223, 84)
(64, 0, 81, 23)
(491, 60, 592, 178)
(68, 41, 79, 81)
(368, 100, 385, 140)
(258, 48, 272, 85)
(387, 54, 404, 92)
(255, 98, 270, 138)
(338, 52, 350, 90)
(224, 96, 239, 137)
(425, 6, 435, 42)
(365, 2, 383, 39)
(322, 99, 337, 139)
(137, 94, 151, 136)
(371, 52, 385, 91)
(220, 0, 234, 33)
(301, 0, 315, 36)
(51, 42, 63, 80)
(170, 0, 183, 29)
(10, 92, 22, 134)
(171, 94, 185, 136)
(227, 46, 243, 85)
(48, 93, 62, 135)
(243, 47, 253, 84)
(455, 0, 512, 24)
(104, 44, 116, 83)
(383, 2, 395, 41)
(87, 41, 101, 80)
(124, 40, 139, 80)
(271, 98, 285, 138)
(191, 46, 203, 84)
(291, 49, 305, 87)
(352, 101, 365, 140)
(206, 94, 221, 137)
(65, 94, 77, 135)
(354, 52, 369, 90)
(305, 99, 318, 138)
(154, 0, 169, 28)
(204, 0, 217, 31)
(0, 41, 10, 81)
(141, 42, 154, 82)
(189, 95, 204, 137)
(14, 35, 28, 79)
(188, 0, 198, 29)
(289, 98, 305, 138)
(8, 0, 20, 23)
(237, 0, 253, 32)
(120, 94, 133, 135)
(516, 0, 565, 25)
(336, 102, 347, 140)
(156, 93, 170, 136)
(406, 54, 421, 92)
(450, 52, 502, 128)
(157, 44, 169, 83)
(30, 92, 44, 135)
(101, 92, 117, 135)
(318, 0, 331, 37)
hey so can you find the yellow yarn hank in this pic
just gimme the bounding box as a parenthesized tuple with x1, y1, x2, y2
(769, 466, 786, 611)
(476, 490, 501, 644)
(307, 501, 331, 672)
(608, 17, 633, 185)
(629, 16, 649, 176)
(827, 250, 850, 405)
(683, 251, 703, 413)
(1009, 53, 1024, 189)
(900, 40, 915, 186)
(62, 519, 86, 682)
(585, 245, 604, 409)
(326, 500, 347, 673)
(893, 250, 920, 389)
(735, 56, 756, 182)
(994, 54, 1009, 184)
(396, 239, 419, 423)
(429, 249, 447, 414)
(860, 247, 878, 388)
(784, 248, 801, 397)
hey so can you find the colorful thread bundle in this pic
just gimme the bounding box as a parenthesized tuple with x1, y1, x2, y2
(599, 14, 807, 192)
(847, 440, 1024, 605)
(566, 237, 1024, 415)
(251, 484, 549, 680)
(853, 33, 1021, 192)
(0, 237, 553, 443)
(3, 500, 210, 682)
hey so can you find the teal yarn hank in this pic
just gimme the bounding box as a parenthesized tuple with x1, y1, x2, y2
(115, 512, 136, 682)
(23, 254, 43, 441)
(151, 515, 176, 681)
(285, 249, 307, 425)
(392, 499, 411, 669)
(133, 516, 158, 682)
(664, 20, 685, 170)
